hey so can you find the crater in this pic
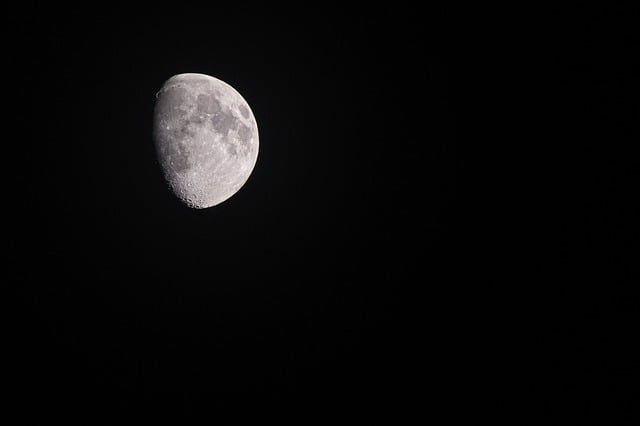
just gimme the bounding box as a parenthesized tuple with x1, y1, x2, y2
(238, 104, 250, 119)
(161, 140, 191, 173)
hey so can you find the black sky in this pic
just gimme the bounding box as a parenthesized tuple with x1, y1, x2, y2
(8, 4, 639, 424)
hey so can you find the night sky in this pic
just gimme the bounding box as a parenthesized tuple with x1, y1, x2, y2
(8, 4, 639, 424)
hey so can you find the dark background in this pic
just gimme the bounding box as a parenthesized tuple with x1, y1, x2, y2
(7, 4, 639, 424)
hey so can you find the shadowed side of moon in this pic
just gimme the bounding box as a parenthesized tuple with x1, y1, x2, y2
(153, 73, 259, 208)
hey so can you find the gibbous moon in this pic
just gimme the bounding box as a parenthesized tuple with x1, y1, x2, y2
(153, 73, 259, 208)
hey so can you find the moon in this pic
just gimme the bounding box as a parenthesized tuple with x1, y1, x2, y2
(153, 73, 259, 208)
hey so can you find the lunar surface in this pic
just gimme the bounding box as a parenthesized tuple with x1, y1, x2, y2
(153, 73, 259, 208)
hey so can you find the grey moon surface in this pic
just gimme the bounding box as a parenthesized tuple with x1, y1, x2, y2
(153, 73, 259, 208)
